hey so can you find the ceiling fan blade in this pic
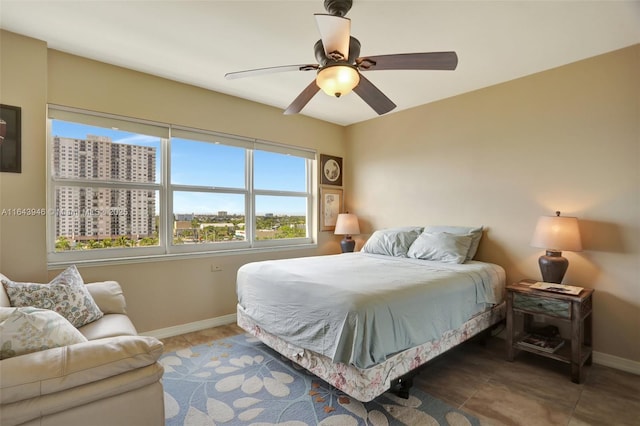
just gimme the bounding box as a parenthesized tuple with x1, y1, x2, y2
(314, 14, 351, 61)
(353, 74, 396, 115)
(357, 52, 458, 71)
(284, 80, 320, 115)
(225, 64, 319, 80)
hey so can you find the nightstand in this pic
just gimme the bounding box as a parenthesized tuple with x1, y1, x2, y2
(506, 280, 594, 383)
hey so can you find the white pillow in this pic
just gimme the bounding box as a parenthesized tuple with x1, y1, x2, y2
(0, 306, 88, 360)
(407, 232, 473, 264)
(361, 227, 423, 257)
(2, 265, 104, 328)
(424, 225, 483, 260)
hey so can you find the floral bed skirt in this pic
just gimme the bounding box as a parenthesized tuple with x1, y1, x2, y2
(236, 302, 505, 402)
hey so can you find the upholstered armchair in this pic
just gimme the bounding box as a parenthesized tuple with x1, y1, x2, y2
(0, 271, 165, 426)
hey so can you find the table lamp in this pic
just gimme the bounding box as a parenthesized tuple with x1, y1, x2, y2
(334, 213, 360, 253)
(530, 211, 582, 283)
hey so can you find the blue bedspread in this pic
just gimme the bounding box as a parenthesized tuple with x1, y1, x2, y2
(237, 253, 505, 369)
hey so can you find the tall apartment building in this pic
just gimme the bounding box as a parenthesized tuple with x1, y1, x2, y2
(52, 135, 156, 240)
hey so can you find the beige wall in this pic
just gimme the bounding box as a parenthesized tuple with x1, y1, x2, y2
(346, 45, 640, 363)
(1, 29, 638, 365)
(0, 30, 347, 333)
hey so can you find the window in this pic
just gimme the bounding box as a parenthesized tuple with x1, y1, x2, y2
(253, 148, 310, 242)
(47, 106, 315, 264)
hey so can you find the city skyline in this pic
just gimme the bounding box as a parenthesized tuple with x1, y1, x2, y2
(51, 120, 309, 216)
(52, 134, 157, 240)
(50, 130, 308, 249)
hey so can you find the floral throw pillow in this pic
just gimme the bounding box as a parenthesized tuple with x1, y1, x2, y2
(1, 265, 104, 328)
(0, 306, 88, 359)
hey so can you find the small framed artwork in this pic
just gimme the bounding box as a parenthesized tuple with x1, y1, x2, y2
(0, 104, 22, 173)
(320, 154, 342, 186)
(320, 186, 343, 231)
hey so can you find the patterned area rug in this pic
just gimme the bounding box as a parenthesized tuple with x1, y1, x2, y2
(161, 334, 480, 426)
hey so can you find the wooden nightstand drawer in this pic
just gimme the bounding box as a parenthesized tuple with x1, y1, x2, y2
(513, 292, 570, 318)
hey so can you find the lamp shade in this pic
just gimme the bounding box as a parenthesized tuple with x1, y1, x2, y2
(530, 213, 582, 252)
(316, 64, 360, 98)
(334, 213, 360, 236)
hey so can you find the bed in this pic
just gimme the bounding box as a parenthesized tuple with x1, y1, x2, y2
(236, 226, 506, 402)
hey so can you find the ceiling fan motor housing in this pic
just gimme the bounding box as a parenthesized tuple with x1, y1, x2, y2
(314, 37, 361, 66)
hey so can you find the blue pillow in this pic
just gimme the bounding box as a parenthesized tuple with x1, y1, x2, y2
(361, 227, 423, 257)
(407, 232, 473, 264)
(424, 225, 483, 260)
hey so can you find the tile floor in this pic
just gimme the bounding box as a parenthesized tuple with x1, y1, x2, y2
(161, 324, 639, 426)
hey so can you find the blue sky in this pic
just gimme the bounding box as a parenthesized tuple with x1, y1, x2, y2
(51, 121, 308, 215)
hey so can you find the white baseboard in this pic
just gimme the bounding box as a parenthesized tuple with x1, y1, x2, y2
(140, 313, 237, 339)
(593, 351, 640, 375)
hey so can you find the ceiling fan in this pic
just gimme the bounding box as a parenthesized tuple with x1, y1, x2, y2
(225, 0, 458, 116)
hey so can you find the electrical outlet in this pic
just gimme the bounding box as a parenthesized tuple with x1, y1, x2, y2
(211, 265, 223, 272)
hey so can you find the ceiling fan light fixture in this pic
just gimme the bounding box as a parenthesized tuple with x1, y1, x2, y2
(316, 64, 360, 98)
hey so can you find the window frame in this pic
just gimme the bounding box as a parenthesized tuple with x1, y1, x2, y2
(46, 105, 316, 266)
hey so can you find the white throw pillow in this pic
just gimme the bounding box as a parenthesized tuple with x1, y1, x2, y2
(407, 232, 473, 264)
(0, 306, 87, 359)
(424, 225, 483, 260)
(1, 265, 103, 328)
(361, 227, 423, 257)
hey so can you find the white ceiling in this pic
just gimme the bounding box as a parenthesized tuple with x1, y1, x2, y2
(1, 1, 639, 126)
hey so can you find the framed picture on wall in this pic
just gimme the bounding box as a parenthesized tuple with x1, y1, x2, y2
(320, 186, 343, 231)
(0, 104, 22, 173)
(320, 154, 342, 186)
